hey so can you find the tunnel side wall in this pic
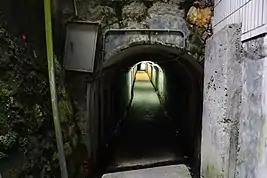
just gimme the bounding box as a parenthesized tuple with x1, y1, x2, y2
(145, 65, 168, 109)
(146, 65, 166, 111)
(117, 68, 137, 122)
(82, 65, 137, 169)
(147, 61, 202, 176)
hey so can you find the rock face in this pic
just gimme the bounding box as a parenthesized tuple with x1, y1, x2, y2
(0, 1, 85, 176)
(59, 0, 212, 61)
(63, 0, 188, 31)
(121, 2, 147, 28)
(187, 6, 212, 27)
(147, 2, 184, 17)
(122, 2, 147, 20)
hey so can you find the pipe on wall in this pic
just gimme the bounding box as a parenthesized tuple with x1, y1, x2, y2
(44, 0, 68, 177)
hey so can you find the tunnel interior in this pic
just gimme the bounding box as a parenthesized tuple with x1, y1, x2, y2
(93, 45, 203, 177)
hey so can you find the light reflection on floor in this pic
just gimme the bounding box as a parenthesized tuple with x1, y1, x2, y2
(106, 71, 183, 172)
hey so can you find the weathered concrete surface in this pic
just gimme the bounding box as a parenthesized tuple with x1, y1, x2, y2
(102, 1, 189, 61)
(235, 35, 267, 178)
(102, 165, 191, 178)
(201, 24, 243, 178)
(104, 31, 186, 61)
(203, 28, 267, 178)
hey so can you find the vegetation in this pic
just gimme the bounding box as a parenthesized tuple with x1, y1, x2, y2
(0, 22, 77, 176)
(0, 26, 50, 157)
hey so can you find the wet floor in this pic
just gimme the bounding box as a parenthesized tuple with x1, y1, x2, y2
(106, 71, 185, 173)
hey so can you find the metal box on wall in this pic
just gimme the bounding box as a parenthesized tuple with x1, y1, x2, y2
(64, 21, 99, 72)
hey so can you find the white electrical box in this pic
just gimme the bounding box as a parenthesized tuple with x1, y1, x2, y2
(64, 21, 99, 72)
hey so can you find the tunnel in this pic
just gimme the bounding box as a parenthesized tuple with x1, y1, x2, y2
(83, 44, 204, 177)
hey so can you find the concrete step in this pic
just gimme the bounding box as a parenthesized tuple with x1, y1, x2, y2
(102, 164, 191, 178)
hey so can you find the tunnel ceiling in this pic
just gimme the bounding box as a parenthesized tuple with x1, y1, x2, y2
(98, 44, 204, 96)
(100, 44, 203, 84)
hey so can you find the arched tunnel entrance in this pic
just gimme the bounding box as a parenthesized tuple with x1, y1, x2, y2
(92, 44, 203, 177)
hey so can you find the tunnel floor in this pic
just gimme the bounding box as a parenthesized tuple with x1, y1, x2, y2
(105, 71, 187, 173)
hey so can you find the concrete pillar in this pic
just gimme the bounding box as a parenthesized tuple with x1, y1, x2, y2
(201, 24, 243, 178)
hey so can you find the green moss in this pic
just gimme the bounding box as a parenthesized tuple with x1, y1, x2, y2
(204, 162, 222, 178)
(0, 81, 17, 97)
(0, 132, 17, 152)
(187, 26, 208, 60)
(54, 55, 62, 77)
(33, 104, 44, 124)
(58, 85, 67, 98)
(59, 99, 71, 122)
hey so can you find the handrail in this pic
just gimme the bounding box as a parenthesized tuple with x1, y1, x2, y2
(44, 0, 68, 177)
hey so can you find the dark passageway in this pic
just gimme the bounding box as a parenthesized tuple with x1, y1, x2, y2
(106, 71, 185, 173)
(72, 45, 203, 178)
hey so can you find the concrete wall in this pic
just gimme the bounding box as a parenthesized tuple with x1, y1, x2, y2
(236, 35, 267, 178)
(149, 64, 166, 104)
(205, 1, 267, 177)
(201, 24, 243, 178)
(202, 22, 267, 178)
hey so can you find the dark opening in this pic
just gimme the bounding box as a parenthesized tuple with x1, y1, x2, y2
(95, 45, 203, 178)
